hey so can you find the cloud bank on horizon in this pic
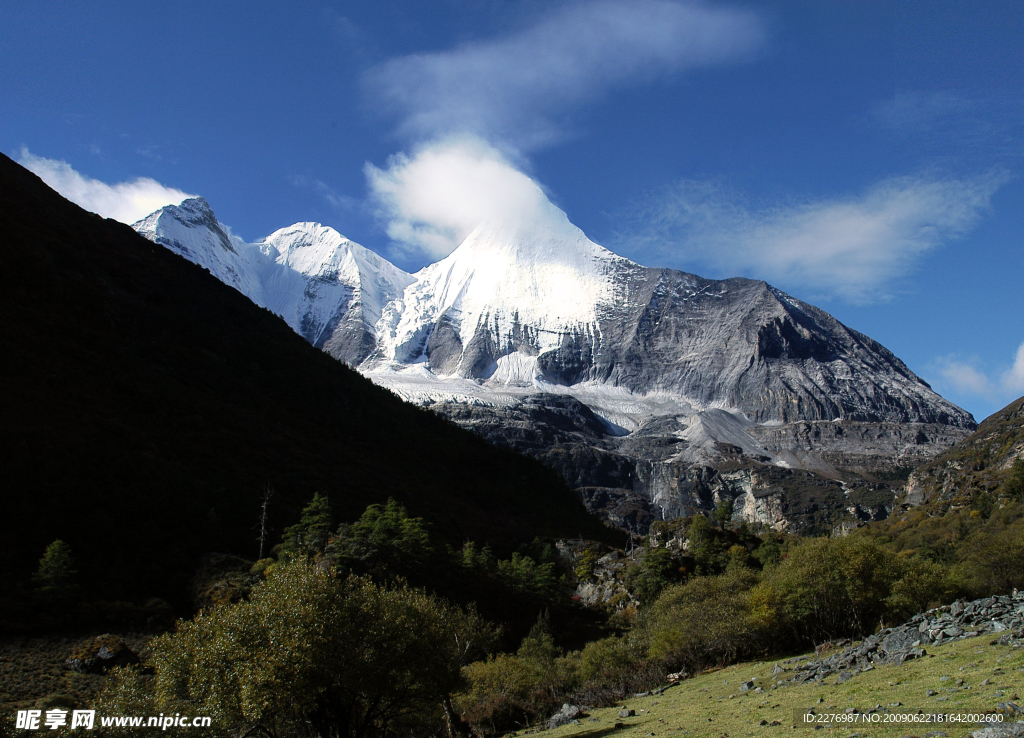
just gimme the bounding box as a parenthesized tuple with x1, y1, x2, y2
(18, 148, 194, 225)
(363, 0, 766, 150)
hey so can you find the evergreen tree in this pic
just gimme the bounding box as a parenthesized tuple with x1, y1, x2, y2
(279, 492, 333, 559)
(713, 498, 734, 529)
(33, 539, 77, 590)
(331, 498, 433, 578)
(516, 610, 559, 664)
(689, 514, 725, 575)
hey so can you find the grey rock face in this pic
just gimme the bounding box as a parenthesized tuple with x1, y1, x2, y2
(380, 255, 975, 531)
(432, 396, 967, 533)
(587, 271, 971, 427)
(404, 265, 974, 428)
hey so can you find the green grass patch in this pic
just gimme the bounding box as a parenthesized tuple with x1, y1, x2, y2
(541, 636, 1023, 738)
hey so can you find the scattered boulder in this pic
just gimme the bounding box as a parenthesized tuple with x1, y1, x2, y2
(997, 703, 1023, 719)
(618, 709, 636, 718)
(546, 703, 586, 730)
(65, 634, 140, 674)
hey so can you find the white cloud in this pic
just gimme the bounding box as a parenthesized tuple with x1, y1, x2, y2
(366, 136, 555, 259)
(17, 148, 194, 224)
(932, 341, 1024, 406)
(1003, 342, 1024, 395)
(363, 0, 765, 149)
(616, 172, 1009, 302)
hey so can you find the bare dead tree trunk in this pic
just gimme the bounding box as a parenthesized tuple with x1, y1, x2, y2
(258, 484, 272, 560)
(442, 695, 472, 738)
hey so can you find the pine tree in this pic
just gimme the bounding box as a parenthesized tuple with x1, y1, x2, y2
(33, 539, 77, 590)
(279, 492, 334, 559)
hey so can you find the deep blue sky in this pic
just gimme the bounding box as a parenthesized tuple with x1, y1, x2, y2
(3, 0, 1023, 421)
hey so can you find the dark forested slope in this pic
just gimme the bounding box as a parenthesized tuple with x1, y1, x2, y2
(0, 154, 615, 606)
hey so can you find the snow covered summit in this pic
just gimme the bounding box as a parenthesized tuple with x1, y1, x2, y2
(367, 198, 638, 376)
(133, 199, 413, 364)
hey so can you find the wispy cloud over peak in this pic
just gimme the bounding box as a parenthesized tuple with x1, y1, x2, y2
(364, 0, 766, 149)
(365, 136, 557, 260)
(615, 171, 1009, 302)
(17, 148, 194, 225)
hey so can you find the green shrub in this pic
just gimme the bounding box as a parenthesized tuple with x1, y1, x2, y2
(960, 516, 1024, 596)
(627, 546, 685, 605)
(750, 535, 953, 644)
(752, 536, 893, 642)
(457, 613, 570, 734)
(571, 633, 661, 704)
(99, 560, 494, 738)
(1004, 458, 1024, 502)
(883, 554, 959, 623)
(643, 568, 763, 672)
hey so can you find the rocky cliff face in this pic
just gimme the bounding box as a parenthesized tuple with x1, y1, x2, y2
(134, 195, 976, 534)
(431, 397, 959, 534)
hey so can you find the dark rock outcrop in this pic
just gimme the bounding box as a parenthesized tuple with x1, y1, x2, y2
(65, 635, 140, 674)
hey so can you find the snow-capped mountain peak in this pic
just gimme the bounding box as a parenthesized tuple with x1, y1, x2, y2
(134, 194, 974, 435)
(368, 201, 639, 372)
(134, 201, 412, 365)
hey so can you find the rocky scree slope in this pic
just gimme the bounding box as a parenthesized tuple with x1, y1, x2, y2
(773, 590, 1024, 688)
(134, 195, 975, 534)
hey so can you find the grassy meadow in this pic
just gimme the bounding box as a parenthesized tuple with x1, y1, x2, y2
(541, 636, 1023, 738)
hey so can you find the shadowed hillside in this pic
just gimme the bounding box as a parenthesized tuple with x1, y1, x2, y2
(0, 154, 617, 610)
